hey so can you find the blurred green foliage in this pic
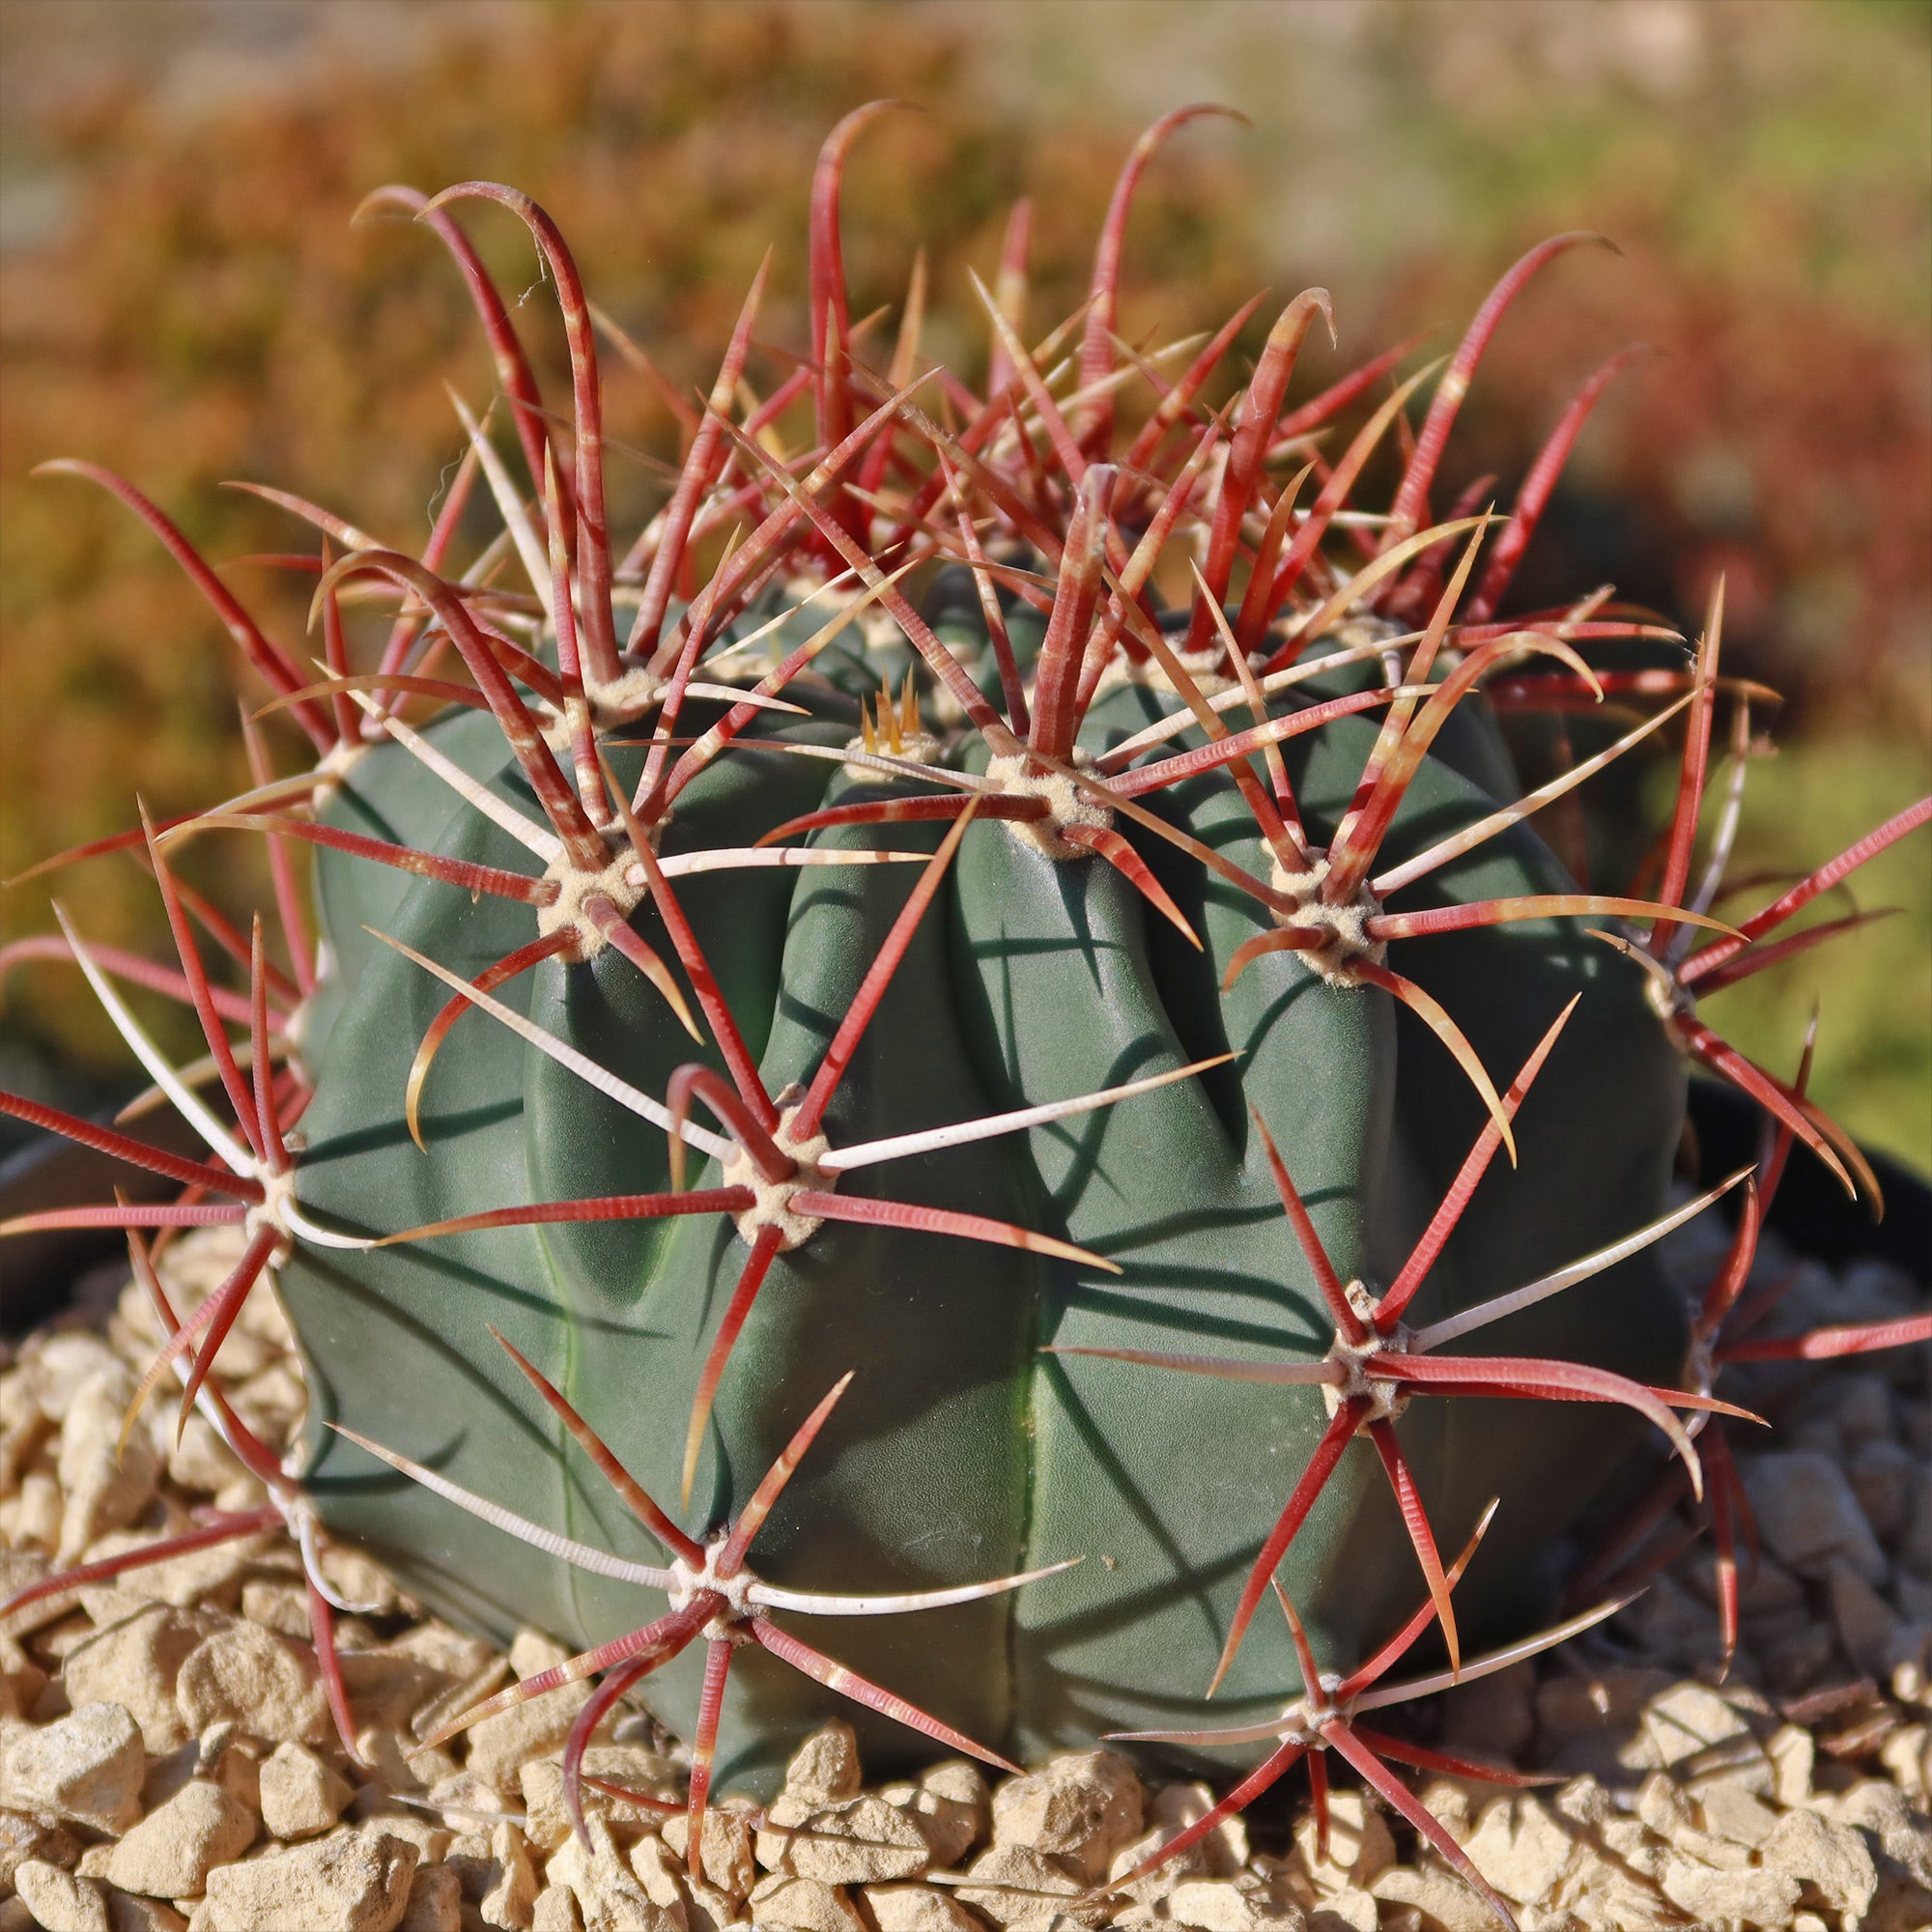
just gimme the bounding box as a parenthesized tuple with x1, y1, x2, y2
(0, 0, 1925, 1167)
(1696, 739, 1931, 1174)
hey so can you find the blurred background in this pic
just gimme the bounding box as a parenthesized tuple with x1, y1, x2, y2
(1, 0, 1927, 1166)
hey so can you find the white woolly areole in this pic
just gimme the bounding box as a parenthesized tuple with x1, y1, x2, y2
(1680, 1333, 1716, 1443)
(841, 729, 941, 785)
(536, 669, 678, 755)
(544, 666, 728, 747)
(1092, 643, 1241, 700)
(927, 677, 972, 730)
(670, 1539, 756, 1642)
(1322, 1279, 1410, 1425)
(984, 752, 1111, 861)
(242, 1169, 298, 1266)
(534, 844, 645, 957)
(586, 667, 674, 727)
(1643, 967, 1698, 1036)
(724, 1102, 833, 1253)
(1267, 851, 1386, 987)
(1279, 1676, 1348, 1744)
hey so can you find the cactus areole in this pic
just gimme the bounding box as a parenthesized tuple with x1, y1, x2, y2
(14, 107, 1929, 1860)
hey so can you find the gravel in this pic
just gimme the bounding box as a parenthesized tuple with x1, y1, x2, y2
(0, 1215, 1925, 1932)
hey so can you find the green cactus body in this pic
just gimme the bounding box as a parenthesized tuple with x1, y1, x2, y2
(284, 630, 1686, 1787)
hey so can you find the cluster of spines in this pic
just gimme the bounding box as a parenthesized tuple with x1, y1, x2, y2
(4, 103, 1929, 1929)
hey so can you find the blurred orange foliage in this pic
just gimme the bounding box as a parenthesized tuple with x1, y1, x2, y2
(0, 4, 1265, 1064)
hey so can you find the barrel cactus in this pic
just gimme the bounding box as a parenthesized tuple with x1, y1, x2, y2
(8, 104, 1928, 1923)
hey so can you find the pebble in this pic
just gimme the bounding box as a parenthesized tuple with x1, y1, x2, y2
(990, 1750, 1144, 1886)
(1839, 1776, 1932, 1885)
(956, 1845, 1106, 1927)
(624, 1829, 686, 1911)
(170, 1735, 250, 1806)
(13, 1857, 112, 1932)
(176, 1622, 327, 1747)
(1831, 1557, 1902, 1674)
(339, 1653, 449, 1737)
(1768, 1723, 1815, 1805)
(1371, 1865, 1496, 1932)
(481, 1820, 540, 1928)
(1107, 1815, 1214, 1901)
(866, 1880, 983, 1932)
(79, 1528, 261, 1615)
(1762, 1804, 1880, 1920)
(1697, 1781, 1777, 1847)
(1459, 1795, 1576, 1907)
(168, 1416, 249, 1500)
(0, 1549, 55, 1636)
(783, 1720, 863, 1804)
(746, 1871, 867, 1932)
(399, 1862, 463, 1932)
(1850, 1435, 1918, 1540)
(1657, 1852, 1803, 1925)
(758, 1791, 931, 1885)
(1744, 1448, 1889, 1583)
(7, 1472, 64, 1562)
(530, 1885, 581, 1931)
(1290, 1793, 1393, 1893)
(1149, 1783, 1246, 1878)
(111, 1893, 192, 1932)
(259, 1738, 355, 1839)
(549, 1816, 674, 1930)
(463, 1632, 593, 1788)
(106, 1777, 256, 1896)
(3, 1698, 145, 1832)
(880, 1759, 988, 1868)
(1880, 1721, 1932, 1803)
(56, 1370, 159, 1564)
(355, 1724, 446, 1795)
(1165, 1876, 1303, 1930)
(198, 1826, 421, 1932)
(385, 1624, 497, 1686)
(63, 1603, 213, 1755)
(660, 1802, 757, 1899)
(31, 1336, 126, 1425)
(356, 1809, 452, 1866)
(1535, 1665, 1672, 1743)
(520, 1746, 677, 1853)
(0, 1803, 78, 1886)
(1636, 1679, 1754, 1770)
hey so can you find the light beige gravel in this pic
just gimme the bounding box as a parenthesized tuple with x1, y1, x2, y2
(0, 1220, 1927, 1932)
